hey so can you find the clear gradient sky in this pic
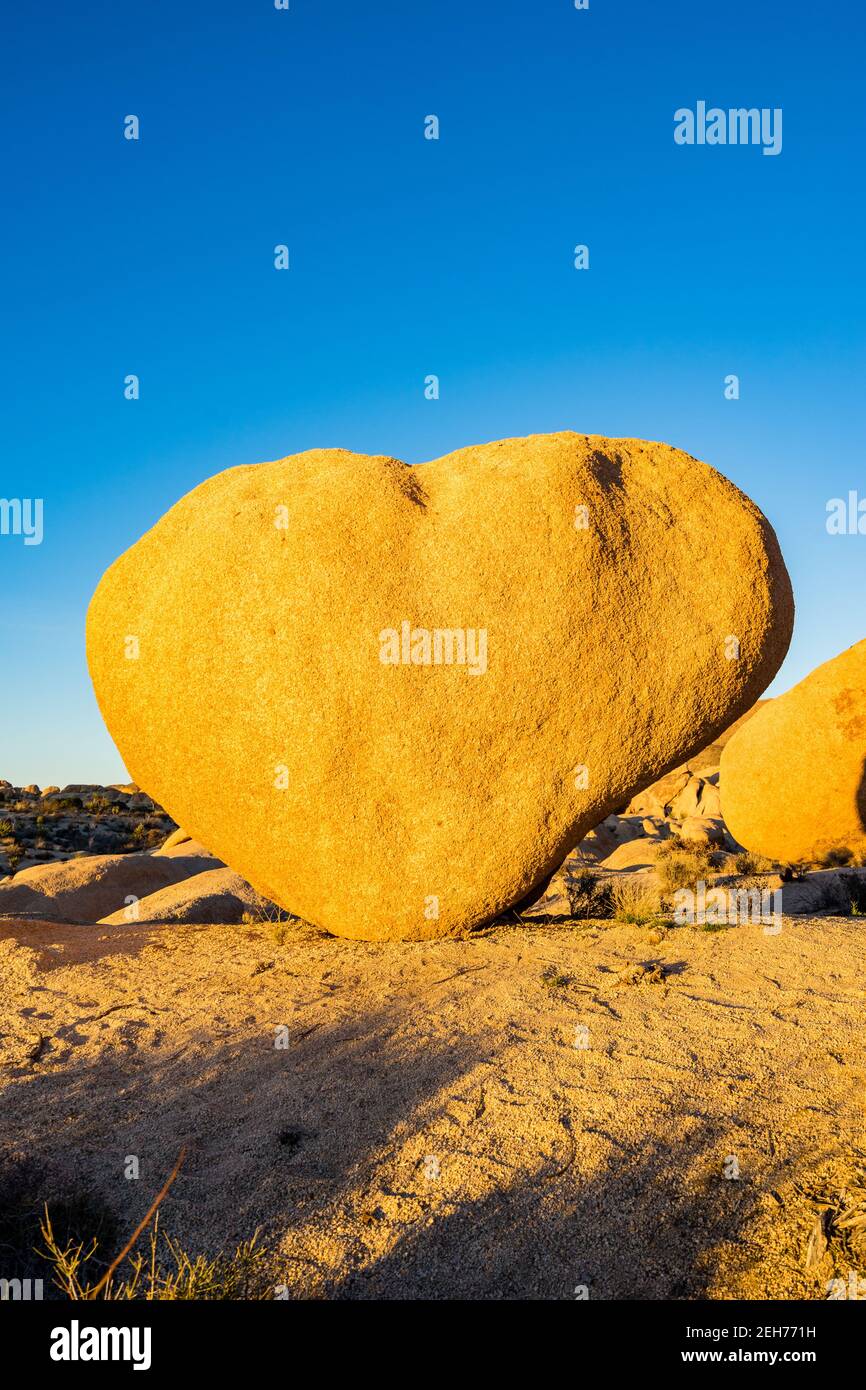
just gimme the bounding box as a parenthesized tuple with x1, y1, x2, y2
(1, 0, 864, 787)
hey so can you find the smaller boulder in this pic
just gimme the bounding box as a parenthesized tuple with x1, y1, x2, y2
(678, 816, 727, 846)
(98, 867, 278, 925)
(152, 827, 222, 861)
(0, 852, 219, 923)
(601, 840, 667, 871)
(720, 639, 866, 865)
(668, 775, 722, 822)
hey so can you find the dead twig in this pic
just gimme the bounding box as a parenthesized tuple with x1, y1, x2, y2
(88, 1002, 169, 1022)
(88, 1145, 187, 1299)
(428, 965, 489, 988)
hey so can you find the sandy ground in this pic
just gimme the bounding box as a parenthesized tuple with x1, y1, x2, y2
(1, 909, 864, 1300)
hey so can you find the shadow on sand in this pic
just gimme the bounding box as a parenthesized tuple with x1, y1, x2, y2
(0, 980, 818, 1300)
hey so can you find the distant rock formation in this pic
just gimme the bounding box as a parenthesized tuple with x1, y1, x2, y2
(0, 781, 175, 876)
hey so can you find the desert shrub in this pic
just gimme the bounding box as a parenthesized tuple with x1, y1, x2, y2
(733, 851, 777, 875)
(819, 846, 854, 868)
(240, 904, 299, 942)
(84, 794, 111, 816)
(656, 846, 716, 894)
(610, 877, 664, 926)
(779, 863, 808, 881)
(566, 870, 613, 919)
(0, 818, 14, 837)
(656, 835, 717, 864)
(39, 1212, 285, 1301)
(842, 874, 866, 916)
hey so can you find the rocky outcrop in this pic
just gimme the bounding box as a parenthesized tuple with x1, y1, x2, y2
(0, 781, 176, 875)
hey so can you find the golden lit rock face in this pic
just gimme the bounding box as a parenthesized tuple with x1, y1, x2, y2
(86, 432, 794, 940)
(721, 639, 866, 865)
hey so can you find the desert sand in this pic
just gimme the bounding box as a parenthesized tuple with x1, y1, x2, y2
(2, 904, 864, 1300)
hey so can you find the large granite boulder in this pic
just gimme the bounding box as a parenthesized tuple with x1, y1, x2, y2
(87, 432, 793, 940)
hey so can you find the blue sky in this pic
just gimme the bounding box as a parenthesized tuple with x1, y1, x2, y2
(1, 0, 864, 786)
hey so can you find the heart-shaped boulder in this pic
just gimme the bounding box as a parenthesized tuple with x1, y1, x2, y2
(87, 432, 793, 940)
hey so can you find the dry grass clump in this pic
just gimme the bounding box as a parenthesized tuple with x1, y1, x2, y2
(540, 965, 571, 990)
(240, 903, 301, 943)
(732, 850, 778, 875)
(609, 876, 665, 926)
(34, 1144, 286, 1300)
(655, 841, 717, 894)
